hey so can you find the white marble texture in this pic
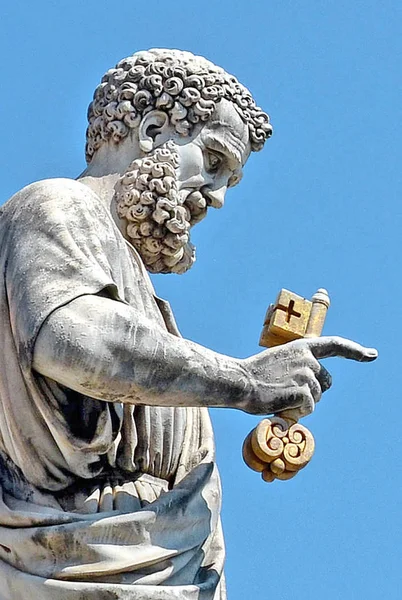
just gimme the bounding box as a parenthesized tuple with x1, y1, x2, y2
(0, 49, 376, 599)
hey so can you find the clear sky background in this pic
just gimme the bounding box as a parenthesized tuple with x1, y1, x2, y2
(1, 1, 401, 598)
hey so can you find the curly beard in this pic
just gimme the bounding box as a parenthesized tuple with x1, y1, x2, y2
(113, 141, 208, 274)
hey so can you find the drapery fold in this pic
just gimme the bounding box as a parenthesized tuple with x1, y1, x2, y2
(0, 179, 226, 599)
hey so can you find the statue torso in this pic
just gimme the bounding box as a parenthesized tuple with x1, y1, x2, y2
(0, 178, 192, 498)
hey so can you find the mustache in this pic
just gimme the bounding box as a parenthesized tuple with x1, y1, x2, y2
(182, 190, 208, 226)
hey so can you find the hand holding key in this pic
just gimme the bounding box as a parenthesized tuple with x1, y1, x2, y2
(242, 289, 377, 482)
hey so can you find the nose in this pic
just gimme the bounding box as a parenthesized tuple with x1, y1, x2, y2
(203, 185, 227, 209)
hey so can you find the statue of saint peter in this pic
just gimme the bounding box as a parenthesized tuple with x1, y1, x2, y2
(0, 49, 377, 600)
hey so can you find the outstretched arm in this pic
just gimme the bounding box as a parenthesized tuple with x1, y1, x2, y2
(33, 294, 377, 415)
(33, 294, 254, 409)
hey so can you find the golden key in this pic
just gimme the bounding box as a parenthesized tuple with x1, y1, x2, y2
(242, 288, 330, 483)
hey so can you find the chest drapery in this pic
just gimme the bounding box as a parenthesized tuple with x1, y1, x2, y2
(0, 178, 226, 599)
(0, 178, 195, 492)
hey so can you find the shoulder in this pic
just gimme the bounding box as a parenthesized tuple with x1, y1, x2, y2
(1, 178, 117, 239)
(0, 178, 123, 262)
(2, 178, 102, 218)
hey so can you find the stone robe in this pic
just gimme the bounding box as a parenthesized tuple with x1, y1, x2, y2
(0, 179, 226, 599)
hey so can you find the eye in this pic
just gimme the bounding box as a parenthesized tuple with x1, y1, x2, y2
(206, 151, 222, 173)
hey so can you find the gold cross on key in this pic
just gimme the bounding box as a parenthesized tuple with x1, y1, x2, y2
(259, 288, 330, 348)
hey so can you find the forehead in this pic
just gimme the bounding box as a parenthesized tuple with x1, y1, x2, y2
(200, 99, 251, 166)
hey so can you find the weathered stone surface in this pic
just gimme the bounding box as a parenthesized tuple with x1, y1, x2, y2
(0, 49, 377, 599)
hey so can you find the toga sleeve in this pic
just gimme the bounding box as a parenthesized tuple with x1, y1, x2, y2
(2, 178, 125, 370)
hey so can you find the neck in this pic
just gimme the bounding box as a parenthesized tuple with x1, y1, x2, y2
(77, 137, 142, 234)
(78, 173, 126, 237)
(77, 172, 120, 207)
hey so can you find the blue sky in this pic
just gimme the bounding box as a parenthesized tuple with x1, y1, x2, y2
(1, 1, 401, 598)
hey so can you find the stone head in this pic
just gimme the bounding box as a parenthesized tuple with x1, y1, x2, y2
(85, 49, 273, 273)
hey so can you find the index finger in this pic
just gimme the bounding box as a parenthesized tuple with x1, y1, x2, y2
(304, 336, 378, 362)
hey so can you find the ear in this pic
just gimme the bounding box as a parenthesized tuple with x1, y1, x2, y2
(138, 110, 171, 153)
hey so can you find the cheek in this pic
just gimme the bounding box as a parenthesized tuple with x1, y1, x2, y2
(177, 145, 206, 183)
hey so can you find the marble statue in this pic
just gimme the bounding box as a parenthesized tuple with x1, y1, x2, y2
(0, 49, 377, 599)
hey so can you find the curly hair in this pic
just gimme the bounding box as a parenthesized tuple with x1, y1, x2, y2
(86, 49, 272, 163)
